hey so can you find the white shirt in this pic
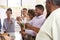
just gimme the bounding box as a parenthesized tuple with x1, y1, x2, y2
(36, 8, 60, 40)
(15, 21, 21, 32)
(15, 21, 22, 40)
(25, 15, 45, 36)
(22, 17, 28, 24)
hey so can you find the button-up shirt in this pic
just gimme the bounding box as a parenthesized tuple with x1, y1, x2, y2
(25, 15, 45, 36)
(29, 15, 45, 28)
(3, 18, 15, 33)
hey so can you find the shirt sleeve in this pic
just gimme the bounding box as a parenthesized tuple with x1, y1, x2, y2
(28, 20, 33, 25)
(3, 19, 6, 31)
(38, 16, 46, 28)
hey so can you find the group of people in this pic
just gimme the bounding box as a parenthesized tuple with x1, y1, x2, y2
(0, 0, 60, 40)
(0, 5, 45, 40)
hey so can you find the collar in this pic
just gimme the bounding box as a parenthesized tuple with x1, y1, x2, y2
(35, 15, 45, 19)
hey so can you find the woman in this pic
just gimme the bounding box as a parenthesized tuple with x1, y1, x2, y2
(15, 16, 22, 40)
(21, 9, 36, 40)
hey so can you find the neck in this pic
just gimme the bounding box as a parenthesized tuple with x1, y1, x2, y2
(24, 15, 27, 17)
(36, 15, 41, 17)
(7, 17, 11, 20)
(37, 14, 43, 17)
(51, 6, 60, 13)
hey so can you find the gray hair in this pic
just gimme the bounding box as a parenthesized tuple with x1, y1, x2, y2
(46, 0, 60, 6)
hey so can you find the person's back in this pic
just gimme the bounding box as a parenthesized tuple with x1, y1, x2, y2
(36, 8, 60, 40)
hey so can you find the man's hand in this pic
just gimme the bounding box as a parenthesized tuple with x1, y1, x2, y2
(25, 23, 30, 28)
(20, 30, 27, 38)
(25, 23, 40, 33)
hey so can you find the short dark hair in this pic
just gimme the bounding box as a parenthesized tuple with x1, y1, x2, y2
(35, 5, 44, 11)
(23, 8, 27, 11)
(6, 8, 12, 14)
(28, 9, 35, 17)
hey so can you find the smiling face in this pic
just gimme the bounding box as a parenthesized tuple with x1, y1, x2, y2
(21, 8, 28, 17)
(22, 10, 27, 16)
(35, 7, 43, 16)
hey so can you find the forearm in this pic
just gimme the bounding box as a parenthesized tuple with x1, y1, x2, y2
(25, 23, 40, 33)
(29, 26, 40, 33)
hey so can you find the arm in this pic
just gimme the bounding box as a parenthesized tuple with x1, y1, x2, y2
(0, 19, 2, 30)
(3, 20, 7, 32)
(25, 23, 40, 33)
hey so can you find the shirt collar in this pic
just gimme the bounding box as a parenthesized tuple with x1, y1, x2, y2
(35, 15, 44, 19)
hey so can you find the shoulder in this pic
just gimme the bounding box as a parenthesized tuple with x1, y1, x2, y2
(41, 15, 46, 20)
(49, 8, 60, 21)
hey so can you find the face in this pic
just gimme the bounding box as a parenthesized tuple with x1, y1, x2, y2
(35, 7, 43, 16)
(22, 10, 27, 16)
(6, 11, 12, 18)
(28, 13, 33, 20)
(46, 1, 52, 13)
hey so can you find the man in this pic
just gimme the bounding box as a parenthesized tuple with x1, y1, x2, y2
(21, 8, 28, 23)
(3, 8, 15, 40)
(3, 8, 15, 33)
(21, 8, 28, 17)
(25, 5, 45, 37)
(36, 0, 60, 40)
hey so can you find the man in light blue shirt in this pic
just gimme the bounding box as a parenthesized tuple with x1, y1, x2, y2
(3, 8, 15, 33)
(3, 8, 15, 40)
(25, 5, 45, 36)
